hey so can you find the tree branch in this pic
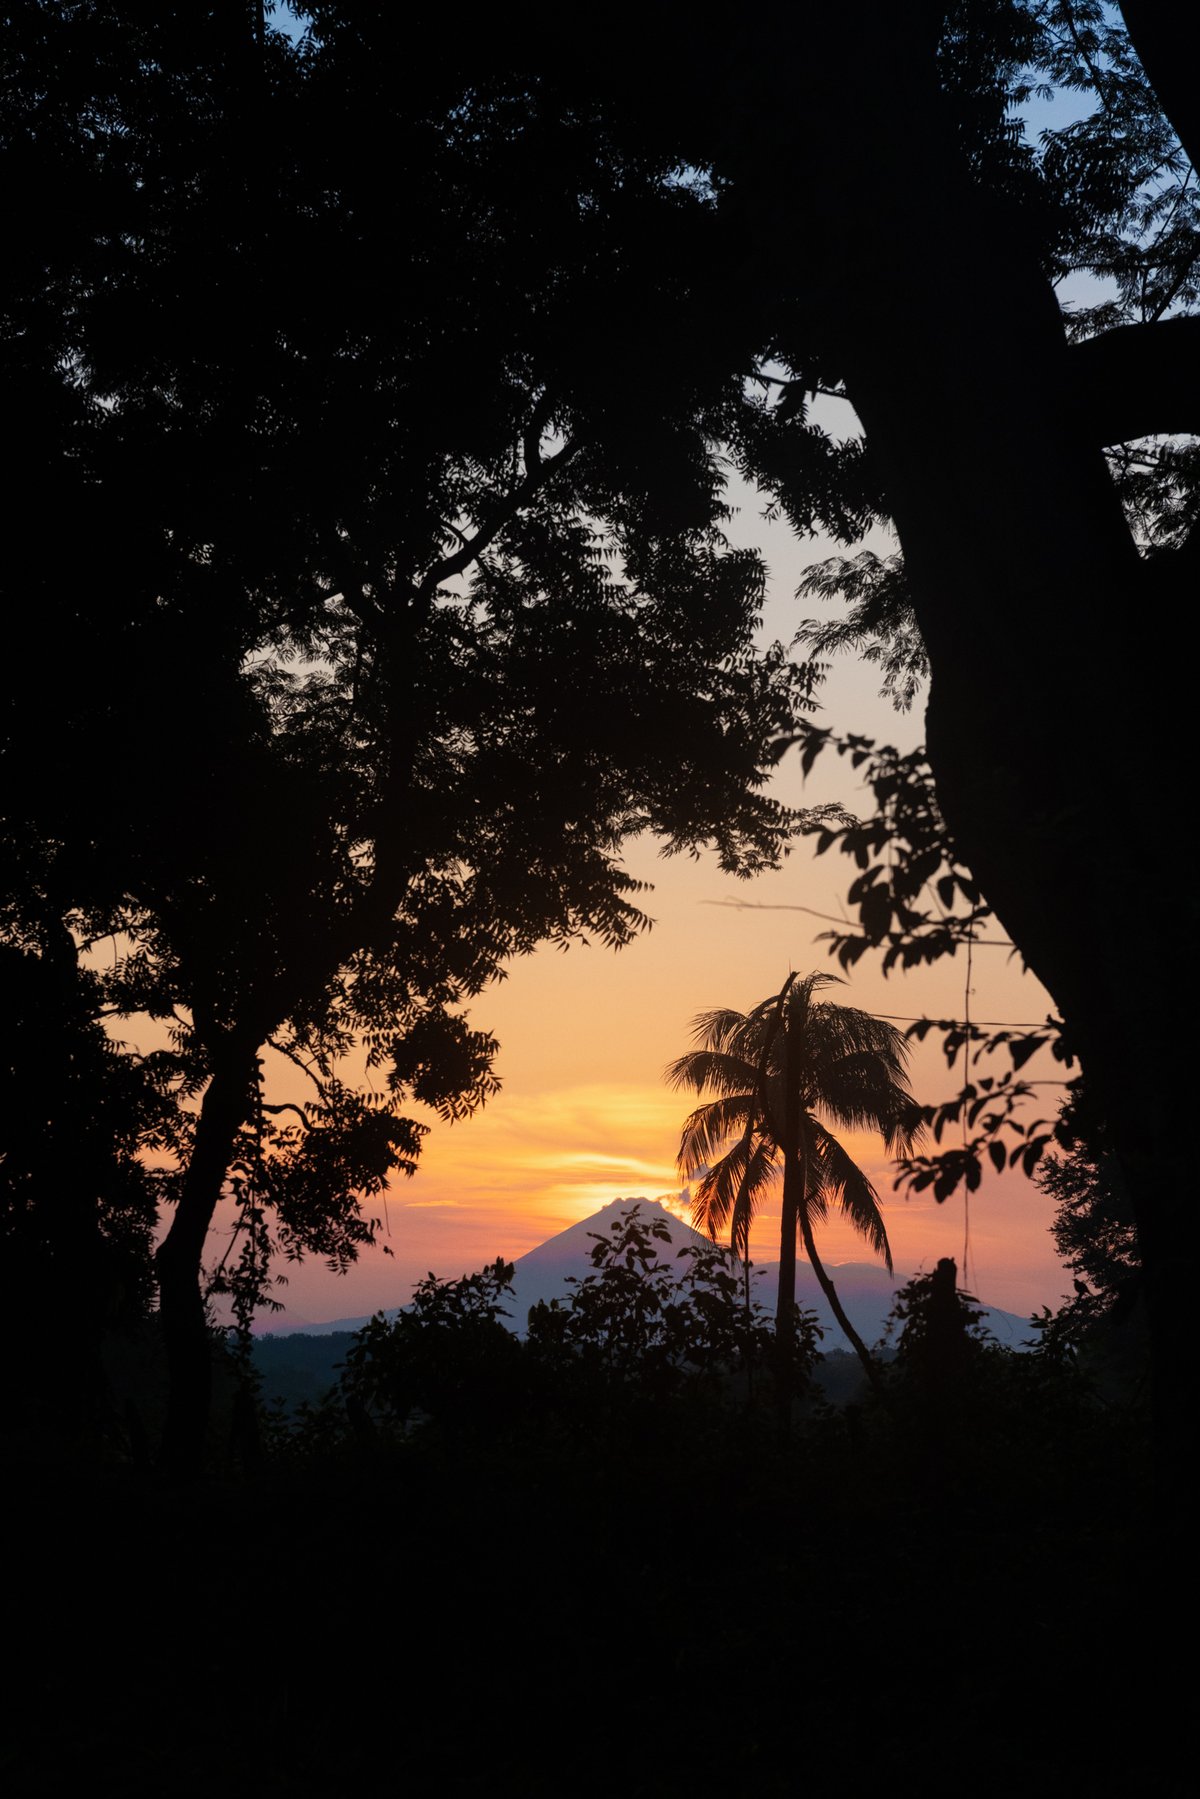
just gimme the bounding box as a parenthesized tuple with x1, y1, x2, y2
(414, 427, 579, 604)
(262, 1101, 312, 1131)
(268, 1035, 329, 1090)
(1068, 315, 1200, 444)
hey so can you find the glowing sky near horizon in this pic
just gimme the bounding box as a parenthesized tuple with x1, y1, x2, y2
(254, 482, 1073, 1328)
(262, 835, 1069, 1324)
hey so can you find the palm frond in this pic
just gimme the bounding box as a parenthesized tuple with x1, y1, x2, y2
(692, 1130, 780, 1246)
(665, 1046, 759, 1097)
(809, 1119, 893, 1273)
(686, 1008, 752, 1054)
(676, 1092, 759, 1175)
(728, 1135, 780, 1259)
(805, 1007, 908, 1072)
(691, 1129, 779, 1243)
(812, 1054, 922, 1152)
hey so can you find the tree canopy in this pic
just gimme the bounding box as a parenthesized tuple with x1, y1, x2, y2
(4, 1, 1197, 1470)
(2, 3, 812, 1462)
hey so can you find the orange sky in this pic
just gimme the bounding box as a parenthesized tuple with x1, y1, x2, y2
(258, 845, 1069, 1324)
(252, 530, 1072, 1327)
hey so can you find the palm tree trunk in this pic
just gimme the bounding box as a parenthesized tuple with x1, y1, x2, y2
(775, 1039, 802, 1350)
(775, 1179, 799, 1346)
(772, 1053, 804, 1422)
(798, 1208, 883, 1394)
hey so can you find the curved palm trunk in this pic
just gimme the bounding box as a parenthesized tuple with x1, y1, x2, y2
(798, 1207, 882, 1394)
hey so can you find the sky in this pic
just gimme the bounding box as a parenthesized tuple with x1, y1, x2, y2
(246, 476, 1073, 1329)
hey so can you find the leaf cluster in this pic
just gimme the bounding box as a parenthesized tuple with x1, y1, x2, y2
(893, 1018, 1072, 1199)
(794, 552, 929, 713)
(792, 726, 987, 973)
(782, 726, 1080, 1204)
(326, 1206, 816, 1444)
(1027, 1085, 1143, 1368)
(526, 1206, 794, 1397)
(334, 1257, 522, 1431)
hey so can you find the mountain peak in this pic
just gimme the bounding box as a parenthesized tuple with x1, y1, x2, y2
(515, 1195, 708, 1271)
(599, 1195, 672, 1214)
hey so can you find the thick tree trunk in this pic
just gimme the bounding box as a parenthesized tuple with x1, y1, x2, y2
(155, 1042, 258, 1475)
(775, 8, 1193, 1486)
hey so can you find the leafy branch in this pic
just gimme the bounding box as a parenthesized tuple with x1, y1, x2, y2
(785, 721, 1076, 1201)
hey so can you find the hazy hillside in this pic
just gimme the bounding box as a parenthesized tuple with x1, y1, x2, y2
(259, 1196, 1034, 1352)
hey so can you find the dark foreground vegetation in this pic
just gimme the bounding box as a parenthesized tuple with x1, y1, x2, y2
(4, 1211, 1172, 1798)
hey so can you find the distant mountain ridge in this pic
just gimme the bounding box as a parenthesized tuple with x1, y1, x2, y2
(261, 1196, 1035, 1351)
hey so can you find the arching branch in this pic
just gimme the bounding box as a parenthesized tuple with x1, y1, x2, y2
(1069, 316, 1200, 445)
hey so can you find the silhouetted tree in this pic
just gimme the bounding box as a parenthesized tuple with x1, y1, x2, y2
(2, 6, 805, 1467)
(883, 1257, 1000, 1494)
(889, 1258, 992, 1388)
(667, 972, 921, 1386)
(526, 1204, 794, 1405)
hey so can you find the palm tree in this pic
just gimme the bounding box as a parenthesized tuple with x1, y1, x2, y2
(666, 971, 923, 1386)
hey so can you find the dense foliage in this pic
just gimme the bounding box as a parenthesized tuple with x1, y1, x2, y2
(310, 1206, 815, 1449)
(2, 3, 810, 1457)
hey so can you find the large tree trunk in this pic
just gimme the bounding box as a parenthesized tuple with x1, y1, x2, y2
(774, 7, 1192, 1485)
(155, 1041, 259, 1475)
